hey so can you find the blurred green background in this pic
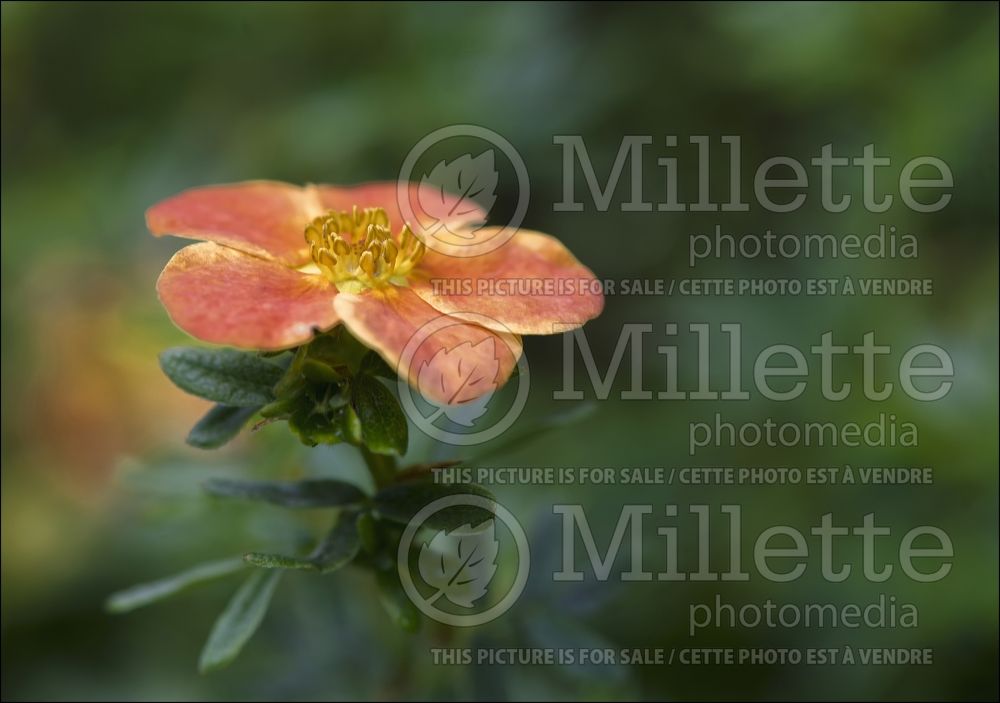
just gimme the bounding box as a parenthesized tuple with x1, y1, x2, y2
(2, 2, 997, 701)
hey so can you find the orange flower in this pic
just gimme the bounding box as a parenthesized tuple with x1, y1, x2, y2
(147, 181, 603, 403)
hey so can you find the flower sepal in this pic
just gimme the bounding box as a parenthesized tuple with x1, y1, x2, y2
(283, 383, 361, 448)
(161, 328, 408, 456)
(160, 328, 410, 456)
(262, 330, 409, 454)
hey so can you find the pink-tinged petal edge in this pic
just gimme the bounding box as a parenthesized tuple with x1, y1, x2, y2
(334, 286, 521, 405)
(157, 242, 339, 350)
(146, 180, 318, 266)
(411, 228, 605, 335)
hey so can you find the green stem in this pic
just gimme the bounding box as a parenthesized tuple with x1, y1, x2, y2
(361, 446, 397, 490)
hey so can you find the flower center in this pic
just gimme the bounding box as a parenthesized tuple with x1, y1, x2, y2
(305, 207, 425, 293)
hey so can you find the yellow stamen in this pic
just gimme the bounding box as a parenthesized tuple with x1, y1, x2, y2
(303, 207, 424, 291)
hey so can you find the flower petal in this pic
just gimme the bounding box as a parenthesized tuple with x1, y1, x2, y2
(147, 181, 320, 266)
(157, 242, 339, 350)
(410, 228, 604, 335)
(334, 287, 521, 405)
(313, 182, 486, 236)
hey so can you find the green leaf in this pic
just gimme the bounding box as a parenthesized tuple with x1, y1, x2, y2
(105, 557, 246, 614)
(376, 567, 420, 632)
(360, 350, 396, 379)
(309, 511, 363, 572)
(258, 396, 297, 419)
(199, 570, 282, 673)
(272, 347, 308, 399)
(204, 478, 366, 508)
(344, 404, 363, 444)
(301, 358, 343, 383)
(243, 552, 317, 571)
(472, 402, 598, 461)
(186, 404, 259, 449)
(159, 347, 284, 406)
(245, 510, 361, 574)
(351, 375, 407, 456)
(355, 510, 379, 554)
(258, 349, 292, 359)
(373, 482, 494, 531)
